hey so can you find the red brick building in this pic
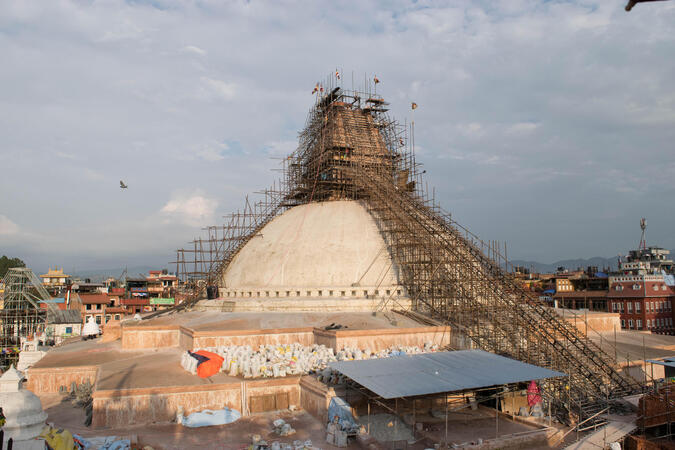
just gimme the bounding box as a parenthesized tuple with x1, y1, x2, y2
(607, 274, 674, 334)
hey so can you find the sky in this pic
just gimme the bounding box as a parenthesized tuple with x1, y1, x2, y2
(0, 0, 674, 274)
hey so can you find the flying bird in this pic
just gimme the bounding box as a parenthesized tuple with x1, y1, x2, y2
(120, 180, 128, 189)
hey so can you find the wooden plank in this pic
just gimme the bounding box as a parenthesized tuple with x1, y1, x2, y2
(276, 392, 289, 410)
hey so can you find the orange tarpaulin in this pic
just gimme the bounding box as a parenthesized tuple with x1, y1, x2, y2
(194, 350, 224, 378)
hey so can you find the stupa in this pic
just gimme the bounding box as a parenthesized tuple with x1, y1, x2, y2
(0, 366, 47, 449)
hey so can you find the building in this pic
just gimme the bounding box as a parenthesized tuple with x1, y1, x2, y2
(45, 309, 83, 345)
(126, 277, 149, 299)
(608, 274, 674, 334)
(620, 246, 674, 275)
(78, 293, 114, 326)
(119, 297, 149, 314)
(40, 267, 71, 293)
(146, 270, 177, 299)
(72, 281, 105, 294)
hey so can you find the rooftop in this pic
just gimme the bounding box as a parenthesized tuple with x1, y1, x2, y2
(329, 350, 565, 399)
(78, 293, 111, 304)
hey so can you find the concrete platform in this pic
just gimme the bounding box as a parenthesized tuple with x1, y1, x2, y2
(133, 310, 421, 331)
(27, 310, 451, 429)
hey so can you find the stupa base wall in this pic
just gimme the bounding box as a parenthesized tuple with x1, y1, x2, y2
(199, 297, 412, 312)
(27, 366, 99, 394)
(121, 324, 450, 352)
(91, 377, 302, 428)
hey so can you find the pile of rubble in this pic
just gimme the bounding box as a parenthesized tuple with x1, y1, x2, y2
(181, 343, 438, 379)
(246, 420, 319, 450)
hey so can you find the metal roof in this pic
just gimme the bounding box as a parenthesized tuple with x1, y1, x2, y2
(47, 309, 82, 324)
(646, 358, 675, 368)
(329, 350, 566, 399)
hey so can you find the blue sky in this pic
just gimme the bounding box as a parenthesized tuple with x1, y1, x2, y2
(0, 0, 674, 273)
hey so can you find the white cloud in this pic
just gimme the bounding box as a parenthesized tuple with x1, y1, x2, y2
(195, 142, 228, 161)
(55, 151, 76, 160)
(182, 45, 206, 56)
(200, 77, 237, 101)
(506, 122, 539, 136)
(82, 168, 105, 181)
(161, 191, 218, 226)
(264, 140, 297, 157)
(0, 215, 20, 235)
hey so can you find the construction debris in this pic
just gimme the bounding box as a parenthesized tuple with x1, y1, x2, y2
(180, 343, 439, 379)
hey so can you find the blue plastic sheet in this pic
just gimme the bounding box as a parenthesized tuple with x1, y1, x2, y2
(181, 407, 241, 427)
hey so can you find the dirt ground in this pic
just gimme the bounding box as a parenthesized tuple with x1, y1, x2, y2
(41, 395, 360, 450)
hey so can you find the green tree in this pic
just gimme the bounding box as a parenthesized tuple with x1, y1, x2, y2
(0, 255, 26, 278)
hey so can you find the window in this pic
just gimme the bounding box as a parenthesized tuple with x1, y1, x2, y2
(612, 302, 618, 312)
(654, 284, 659, 290)
(65, 326, 72, 334)
(636, 319, 642, 329)
(632, 284, 639, 290)
(615, 285, 623, 291)
(635, 302, 641, 312)
(667, 301, 672, 311)
(86, 304, 92, 310)
(95, 315, 101, 325)
(627, 302, 633, 313)
(628, 319, 633, 329)
(114, 314, 120, 320)
(96, 304, 102, 310)
(647, 319, 651, 329)
(662, 285, 667, 291)
(620, 303, 624, 312)
(621, 319, 625, 328)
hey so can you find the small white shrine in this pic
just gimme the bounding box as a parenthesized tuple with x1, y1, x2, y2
(0, 366, 47, 449)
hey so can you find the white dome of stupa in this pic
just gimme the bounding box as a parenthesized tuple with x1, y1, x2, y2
(0, 365, 47, 445)
(220, 200, 405, 299)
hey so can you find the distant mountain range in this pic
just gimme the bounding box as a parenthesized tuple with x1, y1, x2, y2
(65, 249, 675, 281)
(509, 257, 618, 274)
(510, 250, 675, 274)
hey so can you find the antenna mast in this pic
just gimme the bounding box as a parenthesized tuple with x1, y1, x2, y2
(639, 217, 647, 251)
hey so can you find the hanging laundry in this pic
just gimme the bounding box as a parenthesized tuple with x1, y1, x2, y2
(527, 380, 542, 407)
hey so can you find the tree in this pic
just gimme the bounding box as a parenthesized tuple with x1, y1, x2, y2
(0, 255, 26, 278)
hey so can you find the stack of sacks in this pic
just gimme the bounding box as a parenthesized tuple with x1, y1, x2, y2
(180, 342, 440, 380)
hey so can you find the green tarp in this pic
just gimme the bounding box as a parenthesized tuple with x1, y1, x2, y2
(150, 297, 175, 305)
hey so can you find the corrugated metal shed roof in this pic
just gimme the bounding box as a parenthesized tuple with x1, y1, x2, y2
(329, 350, 566, 399)
(646, 358, 675, 368)
(47, 309, 82, 324)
